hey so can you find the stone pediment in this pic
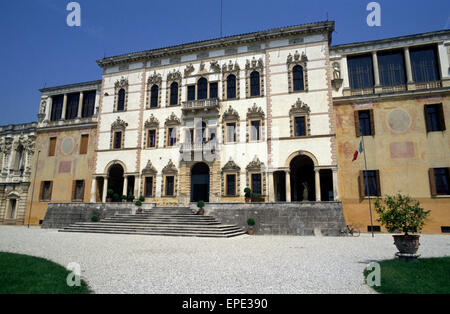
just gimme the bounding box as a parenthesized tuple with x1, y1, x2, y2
(222, 106, 240, 122)
(222, 60, 240, 73)
(247, 103, 265, 119)
(246, 156, 265, 171)
(144, 114, 159, 128)
(111, 117, 128, 130)
(290, 99, 310, 115)
(115, 77, 128, 89)
(142, 160, 157, 175)
(287, 50, 308, 64)
(165, 113, 181, 126)
(245, 57, 264, 70)
(167, 70, 182, 82)
(184, 64, 195, 77)
(162, 159, 178, 174)
(148, 72, 162, 85)
(210, 60, 221, 73)
(222, 159, 241, 172)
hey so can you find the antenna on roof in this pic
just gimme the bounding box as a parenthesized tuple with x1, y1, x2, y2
(43, 82, 47, 89)
(326, 12, 329, 21)
(220, 0, 223, 37)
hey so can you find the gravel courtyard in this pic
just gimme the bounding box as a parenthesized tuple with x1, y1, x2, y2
(0, 226, 448, 294)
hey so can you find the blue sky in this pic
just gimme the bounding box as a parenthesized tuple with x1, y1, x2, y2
(0, 0, 449, 125)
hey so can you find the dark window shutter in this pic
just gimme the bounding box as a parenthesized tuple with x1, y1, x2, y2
(424, 105, 431, 132)
(40, 182, 45, 200)
(71, 181, 76, 201)
(375, 170, 381, 196)
(438, 103, 446, 131)
(369, 110, 375, 136)
(359, 171, 365, 198)
(429, 168, 437, 196)
(81, 181, 85, 201)
(354, 111, 361, 137)
(49, 182, 53, 201)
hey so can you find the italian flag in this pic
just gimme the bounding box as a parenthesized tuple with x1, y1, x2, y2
(352, 140, 364, 162)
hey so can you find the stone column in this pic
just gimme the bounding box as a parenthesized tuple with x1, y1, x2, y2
(332, 168, 339, 201)
(61, 94, 68, 120)
(102, 176, 108, 203)
(372, 51, 382, 93)
(268, 172, 275, 202)
(90, 177, 97, 203)
(45, 97, 53, 121)
(123, 176, 128, 197)
(285, 170, 291, 203)
(404, 47, 415, 90)
(77, 92, 84, 118)
(315, 169, 321, 202)
(134, 175, 141, 198)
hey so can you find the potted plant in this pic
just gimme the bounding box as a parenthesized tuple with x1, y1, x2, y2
(244, 188, 252, 203)
(91, 215, 100, 223)
(127, 195, 135, 203)
(135, 200, 143, 214)
(197, 200, 205, 216)
(251, 193, 264, 203)
(139, 195, 145, 202)
(112, 193, 120, 203)
(375, 194, 431, 255)
(247, 218, 256, 235)
(106, 189, 114, 203)
(121, 195, 127, 203)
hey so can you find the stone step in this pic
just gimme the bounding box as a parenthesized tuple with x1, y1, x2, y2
(59, 229, 246, 238)
(62, 224, 243, 233)
(101, 220, 221, 226)
(69, 222, 234, 229)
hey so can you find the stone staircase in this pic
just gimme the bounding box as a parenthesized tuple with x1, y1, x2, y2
(59, 207, 246, 238)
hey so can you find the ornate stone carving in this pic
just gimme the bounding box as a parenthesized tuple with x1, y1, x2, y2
(184, 64, 195, 77)
(331, 62, 343, 90)
(222, 106, 240, 122)
(167, 70, 182, 82)
(290, 99, 310, 115)
(246, 156, 265, 171)
(148, 71, 162, 85)
(165, 113, 181, 126)
(111, 117, 128, 130)
(247, 103, 265, 119)
(289, 99, 311, 137)
(245, 57, 264, 70)
(210, 60, 221, 73)
(222, 159, 241, 172)
(287, 50, 308, 64)
(115, 77, 129, 89)
(222, 60, 240, 73)
(162, 159, 178, 174)
(287, 50, 309, 93)
(144, 114, 159, 128)
(142, 160, 157, 175)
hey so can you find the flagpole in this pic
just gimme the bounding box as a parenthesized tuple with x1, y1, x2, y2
(361, 135, 374, 238)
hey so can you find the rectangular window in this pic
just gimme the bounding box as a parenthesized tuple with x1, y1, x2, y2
(147, 129, 156, 148)
(165, 176, 175, 196)
(226, 123, 236, 143)
(49, 137, 57, 156)
(424, 104, 446, 132)
(251, 120, 261, 141)
(209, 82, 218, 99)
(73, 180, 85, 201)
(360, 170, 381, 197)
(430, 168, 450, 196)
(186, 128, 194, 144)
(295, 116, 306, 136)
(226, 174, 236, 196)
(82, 91, 96, 118)
(66, 93, 80, 120)
(347, 54, 374, 90)
(145, 177, 154, 197)
(40, 181, 53, 201)
(410, 45, 440, 83)
(51, 95, 64, 121)
(168, 128, 177, 146)
(251, 173, 262, 195)
(113, 132, 122, 149)
(187, 85, 196, 101)
(208, 127, 217, 142)
(378, 50, 406, 87)
(355, 110, 375, 137)
(80, 135, 89, 155)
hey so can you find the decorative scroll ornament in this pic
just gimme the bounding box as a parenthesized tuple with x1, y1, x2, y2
(144, 114, 159, 128)
(247, 103, 265, 119)
(115, 77, 128, 89)
(148, 71, 162, 85)
(142, 160, 157, 175)
(246, 156, 265, 171)
(222, 158, 241, 172)
(210, 60, 221, 73)
(111, 116, 128, 130)
(162, 159, 178, 174)
(245, 57, 264, 70)
(287, 50, 308, 64)
(165, 113, 181, 126)
(184, 64, 195, 77)
(167, 70, 182, 82)
(290, 99, 310, 115)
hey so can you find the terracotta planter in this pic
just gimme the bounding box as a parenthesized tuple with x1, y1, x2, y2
(251, 197, 265, 203)
(393, 235, 420, 254)
(248, 229, 255, 235)
(245, 197, 251, 203)
(197, 209, 205, 216)
(106, 198, 112, 203)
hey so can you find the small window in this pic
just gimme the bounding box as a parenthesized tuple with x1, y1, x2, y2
(410, 46, 440, 83)
(441, 226, 450, 233)
(80, 135, 89, 155)
(347, 54, 374, 90)
(429, 168, 450, 196)
(147, 129, 156, 148)
(368, 226, 381, 232)
(209, 82, 218, 99)
(51, 95, 64, 121)
(250, 71, 260, 97)
(9, 199, 17, 219)
(425, 104, 446, 132)
(113, 131, 122, 149)
(251, 120, 261, 141)
(355, 110, 375, 137)
(49, 137, 57, 157)
(145, 177, 154, 197)
(170, 82, 179, 105)
(197, 78, 208, 100)
(66, 93, 80, 120)
(226, 123, 236, 143)
(167, 128, 177, 147)
(82, 91, 96, 118)
(293, 65, 304, 91)
(72, 180, 85, 201)
(165, 176, 175, 196)
(150, 85, 159, 108)
(117, 89, 126, 111)
(226, 174, 236, 196)
(40, 181, 53, 201)
(295, 116, 306, 137)
(227, 75, 237, 99)
(187, 85, 196, 101)
(251, 173, 262, 195)
(360, 170, 381, 197)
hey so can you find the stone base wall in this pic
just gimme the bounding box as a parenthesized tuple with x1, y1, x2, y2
(0, 183, 30, 225)
(200, 202, 347, 236)
(42, 203, 138, 229)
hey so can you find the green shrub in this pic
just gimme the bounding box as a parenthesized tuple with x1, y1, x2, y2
(247, 218, 255, 226)
(244, 188, 251, 198)
(121, 195, 127, 200)
(374, 194, 431, 235)
(112, 193, 120, 201)
(252, 193, 262, 198)
(107, 189, 114, 197)
(127, 195, 135, 201)
(135, 200, 142, 207)
(139, 196, 145, 202)
(91, 216, 99, 222)
(197, 200, 205, 209)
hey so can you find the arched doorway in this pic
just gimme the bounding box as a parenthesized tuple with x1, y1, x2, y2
(108, 164, 124, 200)
(191, 162, 210, 202)
(290, 155, 315, 201)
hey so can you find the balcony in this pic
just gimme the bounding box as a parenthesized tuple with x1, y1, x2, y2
(182, 98, 220, 113)
(179, 141, 220, 154)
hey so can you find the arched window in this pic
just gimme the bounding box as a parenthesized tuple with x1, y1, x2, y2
(227, 75, 236, 99)
(170, 82, 178, 106)
(117, 89, 126, 111)
(150, 85, 159, 108)
(16, 146, 24, 172)
(197, 78, 208, 100)
(293, 65, 304, 91)
(250, 71, 260, 97)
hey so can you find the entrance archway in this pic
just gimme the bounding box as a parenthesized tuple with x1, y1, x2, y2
(191, 162, 210, 203)
(273, 171, 286, 202)
(108, 164, 124, 200)
(290, 155, 315, 201)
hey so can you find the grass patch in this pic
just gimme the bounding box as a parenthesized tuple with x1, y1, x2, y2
(0, 252, 92, 294)
(364, 257, 450, 294)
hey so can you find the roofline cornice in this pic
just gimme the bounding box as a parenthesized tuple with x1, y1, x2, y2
(40, 80, 102, 93)
(96, 21, 335, 68)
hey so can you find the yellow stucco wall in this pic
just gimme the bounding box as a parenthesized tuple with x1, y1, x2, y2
(334, 94, 450, 234)
(24, 127, 97, 225)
